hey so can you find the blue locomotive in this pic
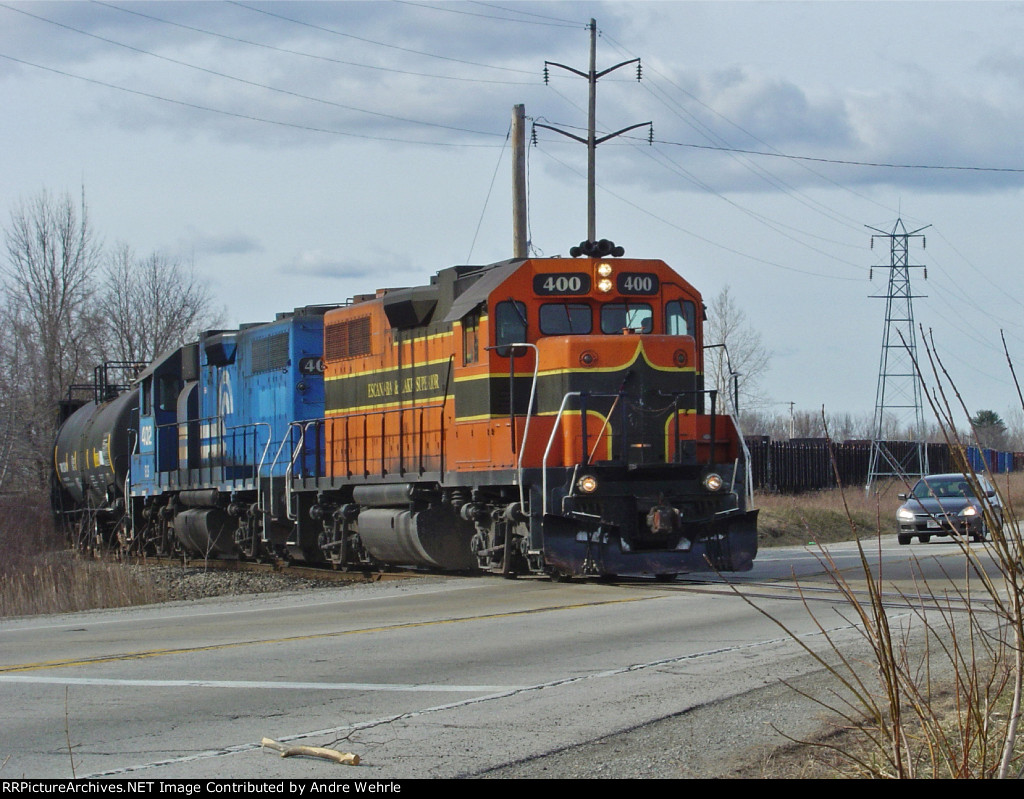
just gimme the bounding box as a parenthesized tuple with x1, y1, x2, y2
(55, 307, 331, 559)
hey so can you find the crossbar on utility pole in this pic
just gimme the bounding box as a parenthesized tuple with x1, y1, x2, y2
(536, 18, 649, 244)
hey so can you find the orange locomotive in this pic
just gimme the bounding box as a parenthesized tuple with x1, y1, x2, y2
(293, 252, 758, 579)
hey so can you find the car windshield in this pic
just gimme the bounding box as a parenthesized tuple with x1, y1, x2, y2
(912, 478, 976, 500)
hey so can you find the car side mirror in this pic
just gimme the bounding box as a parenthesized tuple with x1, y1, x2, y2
(897, 493, 907, 500)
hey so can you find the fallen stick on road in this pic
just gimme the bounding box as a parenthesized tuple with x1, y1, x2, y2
(261, 737, 360, 766)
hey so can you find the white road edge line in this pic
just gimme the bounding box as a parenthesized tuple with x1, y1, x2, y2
(81, 617, 899, 779)
(0, 675, 516, 692)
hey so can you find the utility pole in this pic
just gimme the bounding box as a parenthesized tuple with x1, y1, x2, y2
(536, 18, 650, 249)
(512, 104, 527, 258)
(865, 217, 930, 493)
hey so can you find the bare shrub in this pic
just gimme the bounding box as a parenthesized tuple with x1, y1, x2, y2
(0, 494, 166, 617)
(742, 334, 1024, 778)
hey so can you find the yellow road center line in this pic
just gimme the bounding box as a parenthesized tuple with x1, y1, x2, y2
(1, 595, 655, 674)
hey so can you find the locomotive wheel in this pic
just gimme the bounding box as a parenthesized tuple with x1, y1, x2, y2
(500, 525, 518, 579)
(245, 536, 263, 560)
(115, 517, 133, 559)
(155, 523, 176, 557)
(89, 515, 103, 554)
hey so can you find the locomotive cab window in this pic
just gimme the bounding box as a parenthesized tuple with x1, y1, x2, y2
(157, 375, 179, 413)
(462, 312, 480, 365)
(540, 303, 592, 335)
(494, 300, 527, 356)
(666, 300, 697, 336)
(601, 303, 653, 334)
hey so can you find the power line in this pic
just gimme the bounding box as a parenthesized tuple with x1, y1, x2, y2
(536, 146, 862, 282)
(228, 0, 536, 74)
(92, 1, 534, 85)
(651, 137, 1024, 174)
(600, 30, 896, 225)
(467, 120, 512, 262)
(0, 51, 502, 148)
(396, 0, 581, 28)
(2, 2, 504, 138)
(470, 2, 582, 26)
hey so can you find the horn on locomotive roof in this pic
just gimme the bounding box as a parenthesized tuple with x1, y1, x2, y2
(569, 239, 625, 258)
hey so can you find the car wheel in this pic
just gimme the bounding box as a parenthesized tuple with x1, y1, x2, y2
(919, 534, 931, 543)
(898, 534, 912, 545)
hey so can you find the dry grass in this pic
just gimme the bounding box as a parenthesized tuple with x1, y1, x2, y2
(757, 483, 898, 548)
(0, 495, 166, 617)
(747, 455, 1024, 778)
(757, 471, 1024, 548)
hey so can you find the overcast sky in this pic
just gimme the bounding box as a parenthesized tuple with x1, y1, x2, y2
(3, 0, 1024, 428)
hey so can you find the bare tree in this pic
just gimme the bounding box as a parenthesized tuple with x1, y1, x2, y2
(704, 285, 771, 415)
(99, 245, 221, 363)
(4, 189, 102, 401)
(1, 189, 102, 491)
(1003, 407, 1024, 451)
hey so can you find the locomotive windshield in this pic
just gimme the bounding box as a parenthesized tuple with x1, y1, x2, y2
(601, 303, 652, 334)
(540, 303, 592, 335)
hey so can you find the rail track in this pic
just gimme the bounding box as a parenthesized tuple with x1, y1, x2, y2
(109, 549, 1005, 619)
(117, 552, 428, 585)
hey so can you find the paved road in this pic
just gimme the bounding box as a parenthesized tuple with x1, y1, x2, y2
(0, 538, 1000, 779)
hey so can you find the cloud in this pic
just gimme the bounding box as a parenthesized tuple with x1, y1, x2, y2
(281, 248, 426, 282)
(0, 2, 563, 149)
(180, 229, 263, 256)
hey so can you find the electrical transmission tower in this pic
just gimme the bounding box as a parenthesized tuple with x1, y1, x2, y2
(865, 217, 930, 493)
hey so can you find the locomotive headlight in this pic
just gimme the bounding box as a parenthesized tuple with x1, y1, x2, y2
(597, 262, 613, 277)
(703, 472, 724, 492)
(597, 277, 614, 293)
(577, 474, 599, 493)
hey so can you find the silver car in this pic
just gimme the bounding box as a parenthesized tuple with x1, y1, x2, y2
(896, 473, 1003, 545)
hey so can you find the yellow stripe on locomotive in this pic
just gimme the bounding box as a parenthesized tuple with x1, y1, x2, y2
(320, 257, 703, 476)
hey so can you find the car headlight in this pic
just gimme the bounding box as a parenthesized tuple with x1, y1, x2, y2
(959, 506, 978, 517)
(897, 508, 916, 522)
